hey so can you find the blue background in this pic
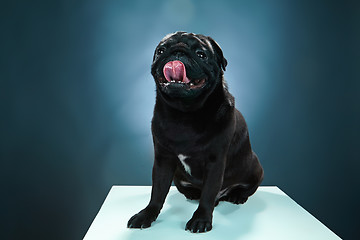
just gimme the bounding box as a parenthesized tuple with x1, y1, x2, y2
(1, 0, 359, 239)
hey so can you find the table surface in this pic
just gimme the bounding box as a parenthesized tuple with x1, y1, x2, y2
(83, 186, 341, 240)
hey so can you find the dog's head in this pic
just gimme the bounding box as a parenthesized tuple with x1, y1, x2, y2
(151, 32, 227, 111)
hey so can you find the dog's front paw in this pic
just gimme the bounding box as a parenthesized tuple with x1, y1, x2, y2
(127, 206, 160, 229)
(185, 210, 212, 233)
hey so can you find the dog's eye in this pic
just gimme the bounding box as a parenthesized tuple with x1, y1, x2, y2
(157, 48, 165, 55)
(196, 50, 206, 59)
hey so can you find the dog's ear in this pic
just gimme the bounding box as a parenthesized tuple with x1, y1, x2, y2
(207, 36, 227, 71)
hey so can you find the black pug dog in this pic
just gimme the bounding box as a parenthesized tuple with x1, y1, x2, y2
(128, 32, 263, 233)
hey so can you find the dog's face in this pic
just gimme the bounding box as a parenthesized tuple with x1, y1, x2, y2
(151, 32, 227, 111)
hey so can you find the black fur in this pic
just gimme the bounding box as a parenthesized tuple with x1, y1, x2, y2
(128, 32, 263, 233)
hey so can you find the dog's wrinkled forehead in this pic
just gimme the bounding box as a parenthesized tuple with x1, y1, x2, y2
(160, 32, 214, 53)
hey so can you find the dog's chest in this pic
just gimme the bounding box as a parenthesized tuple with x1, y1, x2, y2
(177, 154, 192, 175)
(153, 116, 210, 150)
(176, 153, 206, 178)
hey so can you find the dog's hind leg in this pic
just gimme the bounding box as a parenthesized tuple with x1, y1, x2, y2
(216, 183, 260, 205)
(174, 177, 201, 200)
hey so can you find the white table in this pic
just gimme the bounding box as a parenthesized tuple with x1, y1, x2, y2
(83, 186, 341, 240)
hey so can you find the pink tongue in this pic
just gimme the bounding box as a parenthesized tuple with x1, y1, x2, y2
(163, 61, 190, 83)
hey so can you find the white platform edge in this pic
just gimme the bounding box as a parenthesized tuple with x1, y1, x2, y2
(84, 186, 342, 240)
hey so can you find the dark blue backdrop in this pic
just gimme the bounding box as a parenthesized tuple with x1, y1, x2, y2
(1, 0, 359, 239)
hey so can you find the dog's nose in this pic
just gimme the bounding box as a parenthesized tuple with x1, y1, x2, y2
(173, 51, 185, 58)
(170, 42, 189, 57)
